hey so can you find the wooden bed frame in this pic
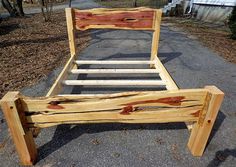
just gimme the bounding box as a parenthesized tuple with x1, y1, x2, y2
(0, 8, 224, 165)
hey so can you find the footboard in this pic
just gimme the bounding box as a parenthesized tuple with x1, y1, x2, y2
(1, 86, 223, 165)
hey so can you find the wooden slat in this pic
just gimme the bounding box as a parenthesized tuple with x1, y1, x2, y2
(62, 80, 166, 86)
(58, 94, 105, 97)
(31, 113, 198, 128)
(27, 108, 200, 125)
(74, 8, 158, 31)
(70, 69, 158, 74)
(75, 60, 155, 65)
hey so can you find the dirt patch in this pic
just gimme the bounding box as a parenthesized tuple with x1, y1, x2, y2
(0, 11, 90, 98)
(162, 17, 236, 64)
(171, 143, 182, 161)
(90, 138, 101, 145)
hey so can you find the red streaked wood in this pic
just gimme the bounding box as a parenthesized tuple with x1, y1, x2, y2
(74, 8, 155, 30)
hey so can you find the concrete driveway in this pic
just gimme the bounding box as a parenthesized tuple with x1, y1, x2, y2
(0, 0, 236, 166)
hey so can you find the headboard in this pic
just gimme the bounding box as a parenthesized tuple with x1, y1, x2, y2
(73, 7, 161, 31)
(65, 7, 162, 61)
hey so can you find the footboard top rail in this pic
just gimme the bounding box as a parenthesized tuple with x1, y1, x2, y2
(3, 87, 222, 129)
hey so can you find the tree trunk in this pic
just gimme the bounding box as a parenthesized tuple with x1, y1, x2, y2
(133, 0, 137, 7)
(1, 0, 17, 16)
(15, 0, 25, 16)
(39, 0, 54, 22)
(1, 0, 24, 17)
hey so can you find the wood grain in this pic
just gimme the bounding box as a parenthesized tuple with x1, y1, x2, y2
(62, 80, 166, 86)
(154, 57, 178, 90)
(46, 8, 77, 96)
(19, 89, 208, 128)
(74, 8, 158, 30)
(0, 92, 37, 165)
(66, 8, 77, 57)
(150, 9, 162, 61)
(188, 86, 224, 156)
(28, 108, 201, 127)
(21, 89, 207, 113)
(75, 60, 155, 64)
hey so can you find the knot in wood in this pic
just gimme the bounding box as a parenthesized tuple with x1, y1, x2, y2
(120, 105, 134, 115)
(49, 101, 60, 105)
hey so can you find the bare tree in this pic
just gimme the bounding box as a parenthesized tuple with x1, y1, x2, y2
(1, 0, 24, 17)
(133, 0, 137, 7)
(13, 0, 24, 16)
(39, 0, 53, 21)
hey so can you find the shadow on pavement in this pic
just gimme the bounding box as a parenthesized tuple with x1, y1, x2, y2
(88, 29, 152, 46)
(208, 148, 236, 167)
(207, 111, 226, 146)
(37, 111, 226, 162)
(37, 122, 187, 162)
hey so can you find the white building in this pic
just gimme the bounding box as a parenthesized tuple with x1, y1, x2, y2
(186, 0, 236, 23)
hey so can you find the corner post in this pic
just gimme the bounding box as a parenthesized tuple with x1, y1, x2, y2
(0, 92, 37, 165)
(66, 8, 77, 57)
(150, 9, 162, 66)
(187, 86, 224, 156)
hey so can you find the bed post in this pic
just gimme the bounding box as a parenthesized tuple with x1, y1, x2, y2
(66, 8, 77, 57)
(187, 86, 224, 156)
(150, 9, 162, 66)
(0, 92, 37, 165)
(46, 8, 77, 97)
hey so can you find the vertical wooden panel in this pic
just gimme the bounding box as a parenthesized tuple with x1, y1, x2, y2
(66, 8, 77, 57)
(0, 92, 37, 165)
(150, 9, 162, 62)
(46, 8, 78, 97)
(188, 86, 224, 156)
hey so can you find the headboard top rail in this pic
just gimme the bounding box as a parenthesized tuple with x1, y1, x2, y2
(72, 7, 162, 31)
